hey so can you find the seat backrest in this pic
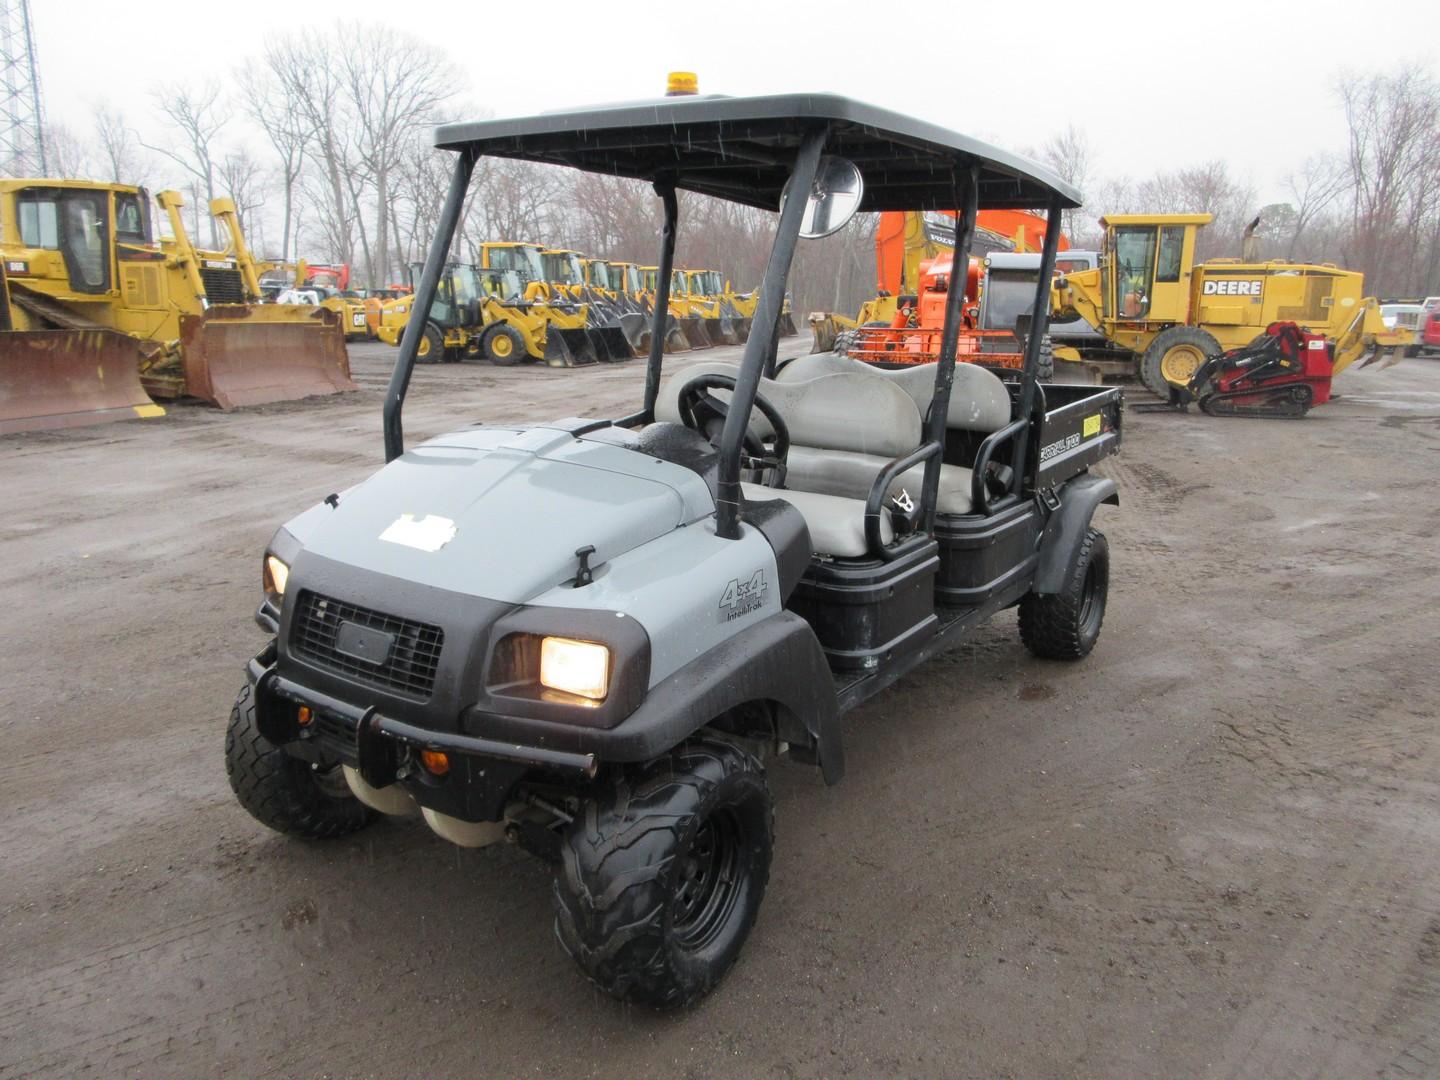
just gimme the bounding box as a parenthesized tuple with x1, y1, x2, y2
(777, 352, 1012, 433)
(655, 363, 921, 458)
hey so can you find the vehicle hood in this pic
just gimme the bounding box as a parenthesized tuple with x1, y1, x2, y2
(285, 425, 713, 605)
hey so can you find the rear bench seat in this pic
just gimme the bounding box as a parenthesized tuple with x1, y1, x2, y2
(654, 356, 1012, 557)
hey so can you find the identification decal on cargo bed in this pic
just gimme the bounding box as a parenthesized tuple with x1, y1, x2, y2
(379, 513, 457, 553)
(1083, 414, 1101, 438)
(1039, 433, 1081, 462)
(719, 569, 768, 622)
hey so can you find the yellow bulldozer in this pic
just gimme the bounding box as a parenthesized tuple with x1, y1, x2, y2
(1051, 213, 1410, 395)
(0, 180, 353, 433)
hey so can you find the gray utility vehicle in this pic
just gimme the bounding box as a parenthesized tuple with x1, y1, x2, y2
(225, 93, 1123, 1009)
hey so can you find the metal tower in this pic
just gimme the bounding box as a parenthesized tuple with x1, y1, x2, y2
(0, 0, 45, 176)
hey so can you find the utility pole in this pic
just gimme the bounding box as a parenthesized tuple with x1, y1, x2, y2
(0, 0, 46, 176)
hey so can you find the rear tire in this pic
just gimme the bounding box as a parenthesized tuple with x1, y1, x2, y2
(1140, 326, 1219, 397)
(224, 684, 375, 839)
(482, 323, 526, 366)
(1019, 528, 1109, 660)
(1037, 334, 1055, 382)
(416, 323, 444, 364)
(554, 737, 773, 1009)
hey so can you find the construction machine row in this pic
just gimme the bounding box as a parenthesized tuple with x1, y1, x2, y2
(371, 239, 792, 368)
(807, 207, 1412, 419)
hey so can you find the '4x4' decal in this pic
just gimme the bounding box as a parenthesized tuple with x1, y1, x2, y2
(719, 569, 768, 622)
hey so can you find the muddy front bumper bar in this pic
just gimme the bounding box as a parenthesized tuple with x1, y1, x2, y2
(246, 645, 596, 821)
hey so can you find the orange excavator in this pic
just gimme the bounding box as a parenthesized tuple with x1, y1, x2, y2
(808, 209, 1067, 354)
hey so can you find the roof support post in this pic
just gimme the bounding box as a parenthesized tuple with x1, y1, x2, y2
(714, 127, 827, 541)
(920, 167, 979, 533)
(640, 182, 679, 421)
(384, 149, 475, 463)
(1010, 195, 1064, 492)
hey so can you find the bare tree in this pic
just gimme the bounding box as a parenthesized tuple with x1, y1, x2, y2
(1282, 153, 1348, 259)
(1040, 123, 1091, 242)
(93, 108, 145, 184)
(40, 123, 90, 179)
(218, 149, 266, 240)
(141, 81, 227, 246)
(1338, 66, 1440, 294)
(339, 23, 455, 286)
(236, 61, 307, 264)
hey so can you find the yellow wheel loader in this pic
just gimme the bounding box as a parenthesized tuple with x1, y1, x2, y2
(376, 263, 600, 367)
(0, 180, 353, 432)
(1051, 213, 1412, 396)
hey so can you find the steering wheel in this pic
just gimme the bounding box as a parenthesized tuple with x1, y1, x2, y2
(675, 373, 791, 485)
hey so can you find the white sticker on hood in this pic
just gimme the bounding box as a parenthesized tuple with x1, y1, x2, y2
(379, 513, 457, 553)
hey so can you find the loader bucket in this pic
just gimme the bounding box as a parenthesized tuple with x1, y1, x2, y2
(679, 317, 713, 348)
(172, 305, 356, 410)
(592, 325, 636, 361)
(810, 314, 840, 353)
(779, 313, 799, 337)
(615, 311, 648, 349)
(706, 317, 740, 346)
(543, 327, 600, 367)
(0, 329, 164, 435)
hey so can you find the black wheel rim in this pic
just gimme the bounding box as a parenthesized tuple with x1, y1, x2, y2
(1078, 558, 1103, 636)
(673, 808, 743, 950)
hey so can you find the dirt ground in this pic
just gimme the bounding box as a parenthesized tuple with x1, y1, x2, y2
(3, 340, 1439, 1079)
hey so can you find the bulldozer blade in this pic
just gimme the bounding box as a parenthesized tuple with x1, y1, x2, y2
(592, 325, 635, 361)
(172, 306, 356, 410)
(0, 329, 165, 435)
(544, 328, 600, 367)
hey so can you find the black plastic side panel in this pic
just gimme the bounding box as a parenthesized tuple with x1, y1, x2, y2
(1034, 473, 1118, 593)
(742, 498, 812, 602)
(789, 542, 939, 671)
(934, 500, 1042, 607)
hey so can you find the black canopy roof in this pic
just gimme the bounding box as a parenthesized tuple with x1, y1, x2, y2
(433, 93, 1081, 213)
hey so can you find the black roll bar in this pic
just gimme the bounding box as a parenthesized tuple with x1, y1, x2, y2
(383, 150, 476, 463)
(714, 127, 827, 541)
(919, 167, 979, 534)
(1010, 195, 1064, 491)
(634, 182, 678, 425)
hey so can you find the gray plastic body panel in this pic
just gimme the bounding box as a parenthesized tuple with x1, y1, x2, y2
(279, 424, 715, 607)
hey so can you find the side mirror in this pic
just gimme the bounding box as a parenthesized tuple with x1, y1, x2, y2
(782, 156, 864, 239)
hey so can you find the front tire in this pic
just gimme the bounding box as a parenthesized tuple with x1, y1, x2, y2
(482, 322, 526, 366)
(1139, 326, 1219, 396)
(1019, 527, 1109, 660)
(416, 323, 445, 364)
(224, 684, 375, 839)
(554, 737, 773, 1009)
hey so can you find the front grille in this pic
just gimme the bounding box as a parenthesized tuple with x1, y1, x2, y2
(199, 266, 246, 303)
(290, 590, 444, 698)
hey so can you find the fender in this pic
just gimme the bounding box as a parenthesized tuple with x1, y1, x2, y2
(460, 610, 845, 784)
(1033, 473, 1118, 593)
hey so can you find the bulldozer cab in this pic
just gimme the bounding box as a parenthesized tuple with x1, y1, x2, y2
(1101, 214, 1206, 323)
(3, 182, 139, 297)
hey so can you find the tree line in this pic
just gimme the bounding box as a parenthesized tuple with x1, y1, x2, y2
(30, 29, 1439, 312)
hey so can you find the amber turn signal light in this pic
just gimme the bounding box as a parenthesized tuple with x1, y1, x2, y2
(420, 750, 450, 776)
(297, 706, 313, 726)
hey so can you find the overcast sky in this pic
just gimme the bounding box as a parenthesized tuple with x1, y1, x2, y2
(31, 0, 1440, 205)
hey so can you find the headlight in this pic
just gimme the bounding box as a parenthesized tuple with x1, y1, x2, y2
(539, 636, 610, 702)
(263, 554, 290, 598)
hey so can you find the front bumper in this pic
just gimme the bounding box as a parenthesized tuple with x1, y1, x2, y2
(247, 644, 595, 822)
